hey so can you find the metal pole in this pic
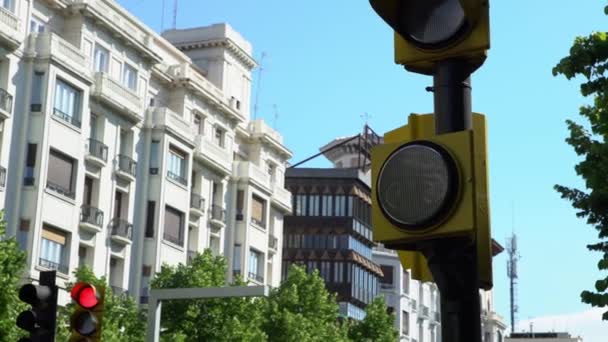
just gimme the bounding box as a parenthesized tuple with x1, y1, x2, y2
(424, 59, 481, 342)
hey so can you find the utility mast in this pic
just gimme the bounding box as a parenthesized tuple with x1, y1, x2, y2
(253, 52, 267, 120)
(506, 233, 521, 334)
(172, 0, 178, 29)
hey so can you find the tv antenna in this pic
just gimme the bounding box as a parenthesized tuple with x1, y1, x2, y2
(253, 52, 267, 120)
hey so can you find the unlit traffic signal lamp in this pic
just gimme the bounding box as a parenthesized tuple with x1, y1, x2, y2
(69, 282, 104, 341)
(16, 270, 58, 342)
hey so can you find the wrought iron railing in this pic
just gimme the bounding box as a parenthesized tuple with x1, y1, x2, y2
(0, 88, 12, 114)
(87, 138, 108, 162)
(116, 154, 136, 177)
(80, 205, 104, 228)
(46, 180, 75, 199)
(39, 257, 69, 274)
(208, 204, 226, 223)
(248, 272, 264, 283)
(190, 193, 205, 211)
(110, 218, 132, 240)
(52, 108, 81, 127)
(167, 171, 187, 185)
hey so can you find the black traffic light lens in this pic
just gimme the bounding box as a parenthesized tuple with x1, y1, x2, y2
(377, 141, 458, 230)
(399, 0, 467, 47)
(72, 311, 98, 336)
(16, 310, 36, 331)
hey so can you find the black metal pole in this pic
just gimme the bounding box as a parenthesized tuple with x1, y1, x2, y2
(424, 59, 481, 342)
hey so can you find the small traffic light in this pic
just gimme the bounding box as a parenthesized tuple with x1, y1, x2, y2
(372, 113, 493, 288)
(369, 0, 490, 75)
(16, 270, 58, 342)
(69, 282, 104, 341)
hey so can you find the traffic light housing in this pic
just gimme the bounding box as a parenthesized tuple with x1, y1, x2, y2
(372, 113, 493, 289)
(369, 0, 490, 75)
(69, 283, 104, 341)
(16, 270, 58, 342)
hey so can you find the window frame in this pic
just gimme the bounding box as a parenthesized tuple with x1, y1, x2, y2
(53, 78, 82, 128)
(163, 205, 184, 246)
(167, 146, 187, 185)
(122, 63, 138, 91)
(250, 194, 266, 228)
(46, 149, 77, 199)
(93, 44, 110, 73)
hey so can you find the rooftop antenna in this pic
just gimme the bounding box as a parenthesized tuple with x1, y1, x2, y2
(160, 0, 166, 32)
(253, 52, 267, 120)
(507, 203, 522, 336)
(272, 104, 279, 130)
(172, 0, 178, 29)
(360, 112, 372, 126)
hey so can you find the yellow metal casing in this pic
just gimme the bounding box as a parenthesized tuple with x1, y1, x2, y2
(372, 113, 493, 289)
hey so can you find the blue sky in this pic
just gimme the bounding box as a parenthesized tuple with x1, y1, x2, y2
(120, 0, 606, 331)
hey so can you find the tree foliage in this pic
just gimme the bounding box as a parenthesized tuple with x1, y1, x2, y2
(55, 266, 147, 341)
(348, 296, 398, 342)
(553, 4, 608, 320)
(0, 211, 27, 342)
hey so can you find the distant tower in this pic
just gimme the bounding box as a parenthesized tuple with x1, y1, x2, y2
(506, 233, 521, 334)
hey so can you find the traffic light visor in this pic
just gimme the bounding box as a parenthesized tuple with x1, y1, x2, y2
(376, 141, 459, 230)
(71, 283, 99, 309)
(399, 0, 467, 48)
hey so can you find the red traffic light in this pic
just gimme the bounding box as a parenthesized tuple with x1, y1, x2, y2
(71, 283, 99, 309)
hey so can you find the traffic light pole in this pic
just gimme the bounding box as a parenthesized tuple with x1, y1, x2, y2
(424, 59, 481, 342)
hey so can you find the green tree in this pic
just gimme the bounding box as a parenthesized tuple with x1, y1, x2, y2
(55, 266, 146, 341)
(263, 265, 349, 342)
(347, 296, 398, 342)
(0, 211, 27, 342)
(553, 4, 608, 320)
(150, 250, 266, 341)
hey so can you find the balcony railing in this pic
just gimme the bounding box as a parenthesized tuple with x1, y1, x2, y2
(53, 108, 81, 128)
(208, 204, 226, 223)
(87, 138, 108, 162)
(110, 218, 132, 240)
(116, 154, 136, 177)
(39, 257, 69, 274)
(190, 193, 205, 211)
(46, 180, 75, 199)
(0, 87, 12, 114)
(92, 72, 142, 121)
(80, 205, 104, 228)
(248, 272, 264, 283)
(167, 171, 187, 186)
(268, 236, 278, 250)
(0, 165, 5, 188)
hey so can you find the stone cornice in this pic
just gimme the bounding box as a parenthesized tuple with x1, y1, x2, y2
(172, 38, 257, 70)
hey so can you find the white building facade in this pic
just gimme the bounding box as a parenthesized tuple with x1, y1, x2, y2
(0, 0, 291, 304)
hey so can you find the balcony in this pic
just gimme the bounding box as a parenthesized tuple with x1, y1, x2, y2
(0, 87, 12, 119)
(46, 181, 76, 199)
(248, 120, 291, 158)
(28, 33, 88, 78)
(271, 182, 292, 213)
(52, 108, 81, 128)
(268, 236, 278, 253)
(208, 204, 226, 227)
(79, 205, 104, 233)
(85, 138, 108, 166)
(110, 218, 132, 244)
(0, 5, 21, 49)
(91, 73, 142, 122)
(145, 107, 195, 145)
(0, 166, 5, 189)
(115, 154, 136, 181)
(39, 257, 69, 275)
(193, 135, 232, 175)
(248, 272, 264, 284)
(190, 192, 205, 217)
(167, 171, 187, 186)
(233, 161, 271, 193)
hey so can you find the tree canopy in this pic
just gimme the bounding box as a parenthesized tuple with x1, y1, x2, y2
(553, 4, 608, 320)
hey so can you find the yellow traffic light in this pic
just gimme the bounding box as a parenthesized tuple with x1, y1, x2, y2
(372, 113, 493, 289)
(369, 0, 490, 75)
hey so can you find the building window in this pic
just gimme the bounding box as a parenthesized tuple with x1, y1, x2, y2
(163, 206, 184, 246)
(380, 265, 394, 289)
(150, 140, 159, 174)
(24, 143, 37, 185)
(295, 194, 307, 216)
(193, 114, 204, 135)
(167, 146, 187, 185)
(236, 190, 244, 220)
(30, 17, 45, 33)
(31, 72, 44, 111)
(233, 244, 241, 274)
(403, 270, 410, 294)
(46, 149, 76, 199)
(145, 201, 155, 238)
(122, 63, 137, 91)
(248, 249, 263, 283)
(402, 311, 409, 336)
(335, 195, 346, 216)
(93, 44, 109, 73)
(309, 194, 320, 216)
(1, 0, 14, 11)
(251, 195, 266, 228)
(213, 126, 224, 147)
(53, 79, 81, 127)
(322, 195, 333, 216)
(39, 225, 68, 274)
